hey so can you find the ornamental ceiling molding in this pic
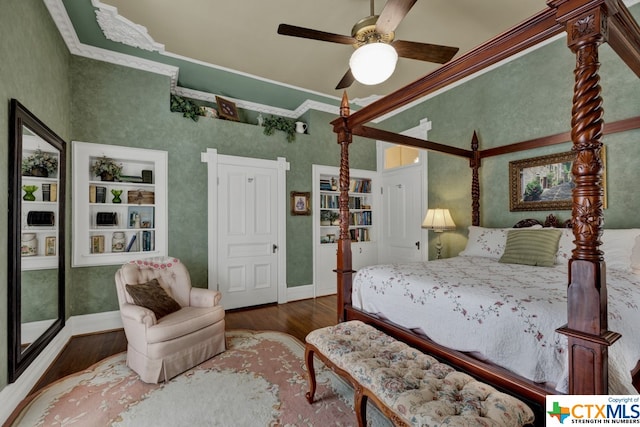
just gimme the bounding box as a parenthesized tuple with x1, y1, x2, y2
(92, 0, 165, 52)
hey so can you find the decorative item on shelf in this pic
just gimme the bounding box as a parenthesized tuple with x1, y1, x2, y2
(321, 210, 339, 226)
(141, 170, 153, 184)
(421, 208, 456, 259)
(91, 156, 122, 181)
(21, 233, 37, 256)
(330, 211, 340, 225)
(22, 185, 38, 201)
(263, 116, 296, 142)
(119, 175, 143, 183)
(295, 121, 308, 134)
(331, 177, 338, 191)
(127, 189, 154, 205)
(256, 113, 264, 126)
(111, 189, 122, 203)
(202, 106, 218, 119)
(320, 210, 332, 226)
(27, 211, 55, 226)
(21, 148, 58, 177)
(96, 212, 118, 226)
(215, 96, 240, 121)
(112, 232, 126, 252)
(170, 94, 205, 122)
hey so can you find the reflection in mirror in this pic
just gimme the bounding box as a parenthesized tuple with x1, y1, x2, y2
(9, 99, 66, 383)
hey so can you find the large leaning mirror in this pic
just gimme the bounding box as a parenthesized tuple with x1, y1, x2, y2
(8, 99, 66, 382)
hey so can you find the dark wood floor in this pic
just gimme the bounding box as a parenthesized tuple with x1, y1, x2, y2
(31, 295, 337, 395)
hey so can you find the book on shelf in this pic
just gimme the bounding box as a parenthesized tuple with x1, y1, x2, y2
(50, 183, 57, 202)
(95, 186, 106, 203)
(42, 184, 50, 202)
(125, 234, 137, 252)
(348, 179, 371, 193)
(319, 179, 332, 191)
(89, 185, 96, 203)
(141, 230, 154, 251)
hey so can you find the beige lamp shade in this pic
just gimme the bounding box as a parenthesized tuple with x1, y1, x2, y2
(422, 208, 456, 232)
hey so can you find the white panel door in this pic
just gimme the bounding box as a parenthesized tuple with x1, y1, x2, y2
(218, 163, 278, 309)
(380, 165, 424, 263)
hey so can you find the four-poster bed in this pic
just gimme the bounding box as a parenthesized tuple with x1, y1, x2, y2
(330, 0, 640, 409)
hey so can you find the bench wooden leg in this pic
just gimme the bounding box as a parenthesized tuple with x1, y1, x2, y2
(354, 386, 368, 427)
(305, 345, 317, 403)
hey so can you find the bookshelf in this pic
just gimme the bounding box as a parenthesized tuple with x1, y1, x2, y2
(312, 165, 378, 296)
(72, 141, 168, 267)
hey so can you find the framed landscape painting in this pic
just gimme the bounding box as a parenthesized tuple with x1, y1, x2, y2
(509, 151, 575, 211)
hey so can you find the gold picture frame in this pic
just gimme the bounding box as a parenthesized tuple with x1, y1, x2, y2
(45, 236, 56, 256)
(290, 191, 311, 215)
(509, 148, 607, 211)
(215, 96, 240, 121)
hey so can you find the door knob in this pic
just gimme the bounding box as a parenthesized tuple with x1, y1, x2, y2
(415, 241, 420, 250)
(272, 244, 278, 253)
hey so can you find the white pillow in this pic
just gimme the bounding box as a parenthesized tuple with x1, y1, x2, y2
(601, 229, 640, 272)
(631, 235, 640, 274)
(556, 229, 575, 264)
(557, 229, 640, 271)
(460, 225, 541, 259)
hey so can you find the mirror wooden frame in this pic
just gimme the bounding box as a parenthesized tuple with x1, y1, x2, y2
(8, 99, 66, 383)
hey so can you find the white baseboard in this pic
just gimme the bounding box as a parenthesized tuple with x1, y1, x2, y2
(285, 284, 315, 302)
(0, 311, 122, 425)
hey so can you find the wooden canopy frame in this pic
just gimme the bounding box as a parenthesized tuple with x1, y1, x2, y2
(331, 0, 640, 407)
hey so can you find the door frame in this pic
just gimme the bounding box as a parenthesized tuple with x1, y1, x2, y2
(202, 149, 290, 304)
(376, 118, 431, 262)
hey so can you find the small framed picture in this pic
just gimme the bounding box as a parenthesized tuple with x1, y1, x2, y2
(45, 236, 56, 256)
(91, 235, 105, 254)
(215, 96, 240, 121)
(291, 191, 311, 215)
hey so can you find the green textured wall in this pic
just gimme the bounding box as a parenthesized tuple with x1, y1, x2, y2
(0, 0, 71, 392)
(69, 56, 376, 315)
(383, 4, 640, 258)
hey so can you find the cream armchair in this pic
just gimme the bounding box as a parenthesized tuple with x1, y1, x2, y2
(115, 257, 225, 383)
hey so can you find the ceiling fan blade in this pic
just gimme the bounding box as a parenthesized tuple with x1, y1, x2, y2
(375, 0, 417, 35)
(277, 24, 356, 45)
(392, 40, 459, 64)
(335, 69, 355, 90)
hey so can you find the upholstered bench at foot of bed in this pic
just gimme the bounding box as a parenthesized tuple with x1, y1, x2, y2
(305, 320, 535, 427)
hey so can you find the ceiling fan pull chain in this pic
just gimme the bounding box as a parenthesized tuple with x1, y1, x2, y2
(370, 0, 375, 17)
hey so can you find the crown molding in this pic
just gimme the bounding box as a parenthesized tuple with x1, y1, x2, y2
(45, 0, 621, 124)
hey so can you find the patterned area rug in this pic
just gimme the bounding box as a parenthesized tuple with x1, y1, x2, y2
(8, 330, 391, 426)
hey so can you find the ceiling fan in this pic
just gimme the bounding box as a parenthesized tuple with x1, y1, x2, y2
(277, 0, 459, 89)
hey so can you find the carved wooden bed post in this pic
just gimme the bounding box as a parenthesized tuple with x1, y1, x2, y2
(334, 92, 354, 323)
(470, 131, 481, 227)
(553, 2, 621, 395)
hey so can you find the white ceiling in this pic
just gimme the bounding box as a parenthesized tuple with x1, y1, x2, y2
(101, 0, 547, 100)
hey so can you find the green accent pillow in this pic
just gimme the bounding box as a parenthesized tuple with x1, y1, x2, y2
(126, 278, 181, 319)
(499, 229, 562, 267)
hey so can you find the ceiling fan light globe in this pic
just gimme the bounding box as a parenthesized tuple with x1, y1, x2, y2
(349, 42, 398, 85)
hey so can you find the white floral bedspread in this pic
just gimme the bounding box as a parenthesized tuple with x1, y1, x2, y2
(352, 256, 640, 394)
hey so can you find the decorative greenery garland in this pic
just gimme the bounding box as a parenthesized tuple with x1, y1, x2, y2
(262, 116, 296, 142)
(170, 94, 205, 121)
